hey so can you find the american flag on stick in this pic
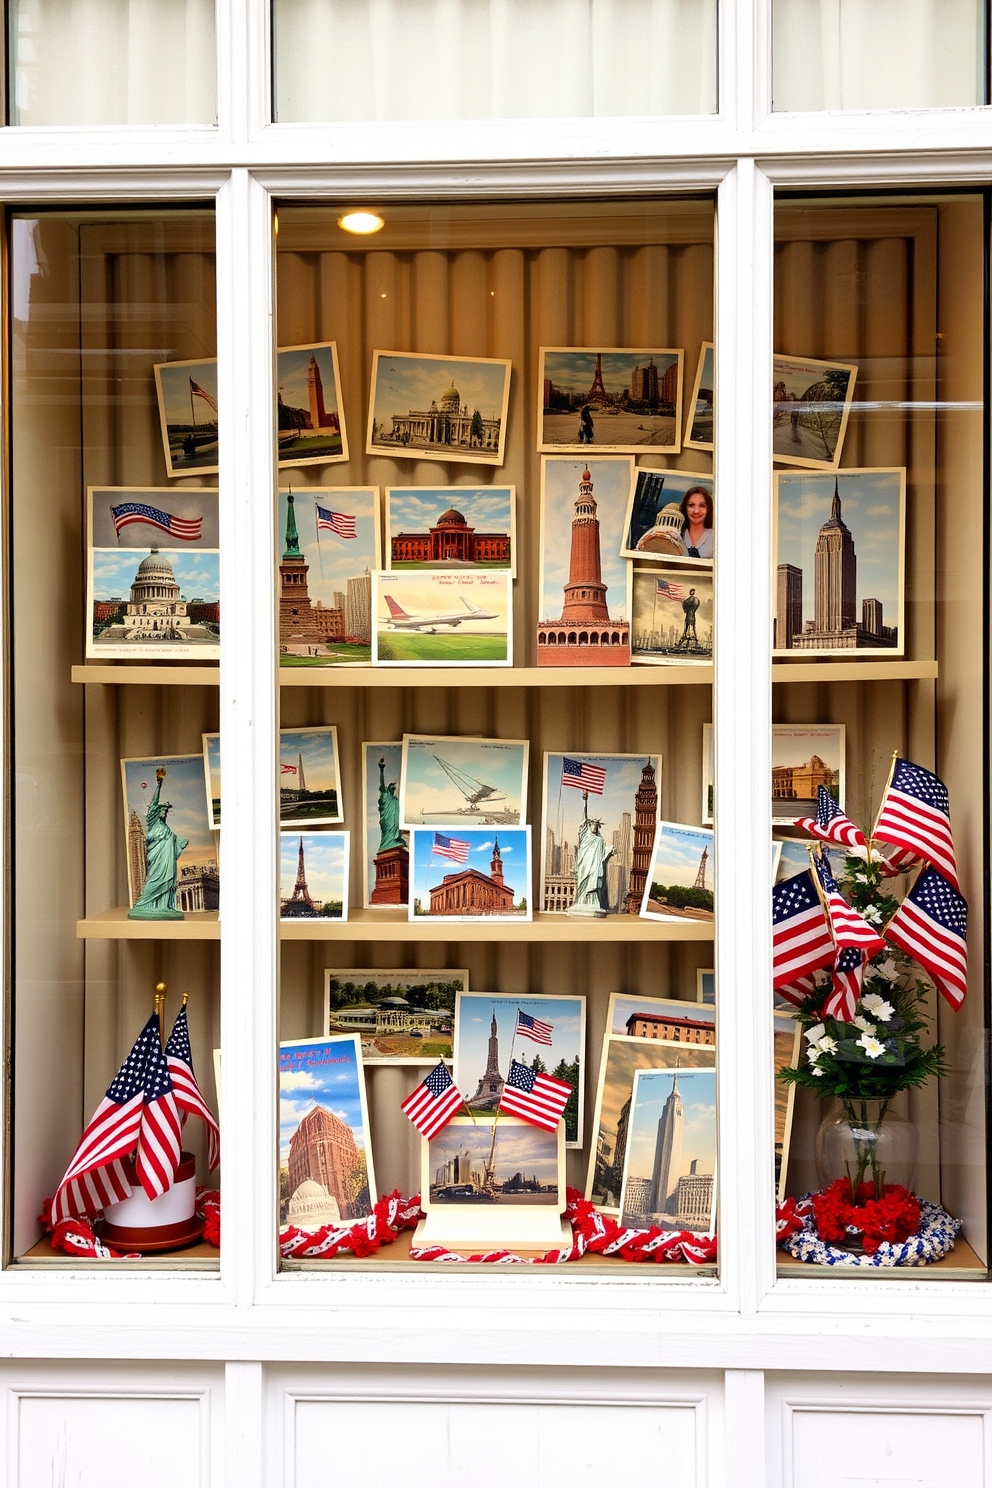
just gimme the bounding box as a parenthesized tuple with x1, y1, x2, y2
(400, 1061, 464, 1139)
(772, 870, 834, 990)
(794, 785, 866, 852)
(499, 1059, 571, 1132)
(884, 865, 968, 1009)
(562, 757, 606, 795)
(515, 1009, 554, 1045)
(812, 852, 886, 958)
(824, 945, 864, 1022)
(110, 502, 202, 542)
(432, 833, 469, 863)
(315, 504, 357, 539)
(873, 757, 959, 891)
(775, 972, 818, 1008)
(165, 1003, 220, 1171)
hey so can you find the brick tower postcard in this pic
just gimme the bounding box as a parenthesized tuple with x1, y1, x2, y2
(278, 1034, 375, 1230)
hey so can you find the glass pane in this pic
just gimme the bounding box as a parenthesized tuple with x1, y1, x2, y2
(273, 0, 717, 121)
(10, 0, 216, 125)
(8, 209, 221, 1268)
(773, 0, 986, 111)
(772, 193, 988, 1280)
(273, 199, 719, 1272)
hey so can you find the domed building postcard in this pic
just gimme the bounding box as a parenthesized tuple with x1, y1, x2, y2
(366, 351, 511, 466)
(384, 485, 515, 574)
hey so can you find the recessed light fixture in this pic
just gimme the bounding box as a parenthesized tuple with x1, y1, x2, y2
(338, 211, 385, 235)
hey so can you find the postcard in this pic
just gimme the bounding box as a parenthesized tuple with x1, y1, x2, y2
(424, 1117, 564, 1209)
(87, 486, 220, 661)
(775, 1011, 803, 1203)
(367, 350, 511, 467)
(409, 827, 532, 923)
(276, 341, 349, 466)
(202, 726, 342, 829)
(775, 838, 847, 883)
(539, 752, 660, 915)
(537, 348, 683, 454)
(640, 821, 713, 923)
(325, 968, 465, 1064)
(154, 357, 220, 477)
(120, 753, 218, 911)
(620, 468, 713, 566)
(537, 456, 633, 667)
(278, 1033, 375, 1228)
(631, 566, 712, 665)
(607, 993, 714, 1043)
(361, 742, 410, 908)
(278, 487, 379, 667)
(696, 968, 715, 1005)
(701, 723, 846, 825)
(685, 342, 714, 451)
(453, 992, 585, 1146)
(373, 570, 512, 667)
(586, 1037, 715, 1211)
(279, 831, 349, 921)
(774, 468, 906, 657)
(619, 1067, 717, 1233)
(400, 735, 529, 830)
(384, 485, 515, 575)
(773, 353, 858, 470)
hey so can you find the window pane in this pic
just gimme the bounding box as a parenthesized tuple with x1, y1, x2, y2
(10, 0, 216, 125)
(773, 0, 985, 111)
(273, 0, 717, 121)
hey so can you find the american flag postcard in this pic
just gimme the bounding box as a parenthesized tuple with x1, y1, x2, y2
(541, 753, 661, 919)
(409, 827, 532, 924)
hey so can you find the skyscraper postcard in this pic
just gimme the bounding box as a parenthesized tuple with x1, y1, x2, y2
(423, 1117, 564, 1209)
(619, 1067, 717, 1233)
(640, 821, 714, 923)
(630, 566, 713, 665)
(773, 468, 906, 657)
(120, 753, 218, 911)
(277, 487, 378, 667)
(278, 1033, 375, 1228)
(539, 753, 661, 916)
(537, 456, 633, 668)
(620, 468, 714, 566)
(279, 831, 350, 921)
(772, 353, 858, 470)
(384, 485, 516, 574)
(202, 725, 342, 829)
(86, 486, 221, 659)
(409, 827, 532, 924)
(537, 348, 684, 453)
(367, 351, 511, 467)
(400, 735, 529, 830)
(586, 1036, 715, 1213)
(372, 570, 512, 666)
(277, 341, 349, 466)
(453, 992, 585, 1146)
(153, 356, 220, 477)
(685, 342, 714, 451)
(324, 968, 466, 1064)
(361, 742, 410, 909)
(701, 723, 846, 825)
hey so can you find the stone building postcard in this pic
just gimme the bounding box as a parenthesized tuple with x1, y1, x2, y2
(367, 350, 511, 466)
(409, 826, 532, 924)
(539, 752, 661, 918)
(701, 722, 846, 826)
(324, 967, 466, 1065)
(537, 347, 684, 454)
(383, 484, 516, 574)
(278, 1034, 375, 1230)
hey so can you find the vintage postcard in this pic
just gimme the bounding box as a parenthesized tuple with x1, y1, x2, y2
(278, 1033, 375, 1228)
(367, 350, 511, 467)
(409, 826, 532, 923)
(121, 753, 218, 911)
(607, 993, 715, 1043)
(772, 353, 858, 470)
(153, 357, 219, 477)
(279, 831, 349, 921)
(701, 723, 846, 825)
(619, 1066, 717, 1233)
(537, 456, 633, 668)
(631, 566, 713, 665)
(685, 342, 714, 451)
(361, 742, 410, 909)
(696, 968, 715, 1005)
(640, 821, 714, 923)
(775, 1011, 803, 1203)
(774, 468, 906, 657)
(373, 570, 512, 667)
(202, 726, 342, 829)
(537, 348, 683, 454)
(586, 1036, 715, 1212)
(324, 968, 466, 1064)
(384, 485, 515, 575)
(620, 468, 713, 566)
(277, 341, 349, 466)
(775, 837, 847, 883)
(400, 735, 529, 830)
(423, 1117, 564, 1208)
(278, 487, 379, 668)
(202, 733, 221, 828)
(539, 752, 660, 916)
(453, 992, 585, 1147)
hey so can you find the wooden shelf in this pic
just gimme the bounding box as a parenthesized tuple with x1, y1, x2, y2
(771, 659, 937, 683)
(72, 665, 220, 686)
(776, 1236, 986, 1281)
(16, 1236, 220, 1270)
(77, 907, 713, 943)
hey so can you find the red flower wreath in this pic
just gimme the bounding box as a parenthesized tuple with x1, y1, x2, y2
(810, 1180, 921, 1255)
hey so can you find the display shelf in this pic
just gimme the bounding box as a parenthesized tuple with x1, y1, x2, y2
(15, 1236, 221, 1270)
(771, 659, 938, 684)
(77, 907, 714, 942)
(776, 1238, 986, 1281)
(71, 664, 221, 686)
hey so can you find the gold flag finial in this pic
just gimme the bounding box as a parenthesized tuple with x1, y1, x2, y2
(154, 982, 167, 1021)
(182, 991, 189, 1008)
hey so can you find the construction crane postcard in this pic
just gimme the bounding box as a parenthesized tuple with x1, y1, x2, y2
(400, 734, 529, 829)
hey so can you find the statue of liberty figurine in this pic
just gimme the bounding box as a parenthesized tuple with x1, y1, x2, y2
(128, 767, 187, 920)
(377, 756, 404, 852)
(567, 794, 613, 918)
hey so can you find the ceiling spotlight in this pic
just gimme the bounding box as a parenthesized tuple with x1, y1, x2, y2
(338, 211, 385, 235)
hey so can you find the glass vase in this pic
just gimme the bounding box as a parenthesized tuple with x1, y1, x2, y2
(814, 1098, 919, 1201)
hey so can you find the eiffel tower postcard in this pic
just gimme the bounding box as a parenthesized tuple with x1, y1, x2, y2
(279, 830, 350, 920)
(639, 821, 715, 924)
(537, 347, 684, 454)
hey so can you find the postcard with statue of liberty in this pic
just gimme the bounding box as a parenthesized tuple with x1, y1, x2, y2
(120, 753, 218, 913)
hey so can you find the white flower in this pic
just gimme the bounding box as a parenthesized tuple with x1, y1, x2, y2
(854, 873, 869, 884)
(861, 993, 894, 1022)
(810, 1064, 825, 1076)
(807, 1047, 821, 1065)
(877, 958, 900, 982)
(816, 1035, 838, 1054)
(804, 1023, 825, 1044)
(858, 1033, 886, 1059)
(853, 1015, 876, 1034)
(862, 904, 884, 924)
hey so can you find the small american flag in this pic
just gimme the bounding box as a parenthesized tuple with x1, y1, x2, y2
(110, 502, 202, 541)
(516, 1009, 553, 1045)
(824, 945, 864, 1022)
(400, 1061, 464, 1139)
(795, 785, 866, 852)
(772, 870, 834, 990)
(280, 764, 297, 775)
(189, 377, 218, 413)
(884, 866, 968, 1009)
(562, 757, 606, 795)
(874, 758, 959, 890)
(316, 504, 357, 539)
(775, 972, 818, 1008)
(813, 852, 886, 958)
(165, 1004, 220, 1171)
(433, 833, 469, 863)
(656, 578, 685, 600)
(499, 1059, 571, 1132)
(878, 846, 920, 879)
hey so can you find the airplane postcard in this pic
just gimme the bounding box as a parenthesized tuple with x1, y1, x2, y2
(372, 570, 512, 667)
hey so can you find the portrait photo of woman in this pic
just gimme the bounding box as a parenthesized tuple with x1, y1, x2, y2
(621, 468, 715, 568)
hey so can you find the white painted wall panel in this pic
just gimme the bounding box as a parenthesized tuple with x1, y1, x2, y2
(13, 1395, 207, 1488)
(790, 1409, 986, 1488)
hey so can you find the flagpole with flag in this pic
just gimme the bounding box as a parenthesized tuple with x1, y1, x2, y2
(869, 748, 899, 858)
